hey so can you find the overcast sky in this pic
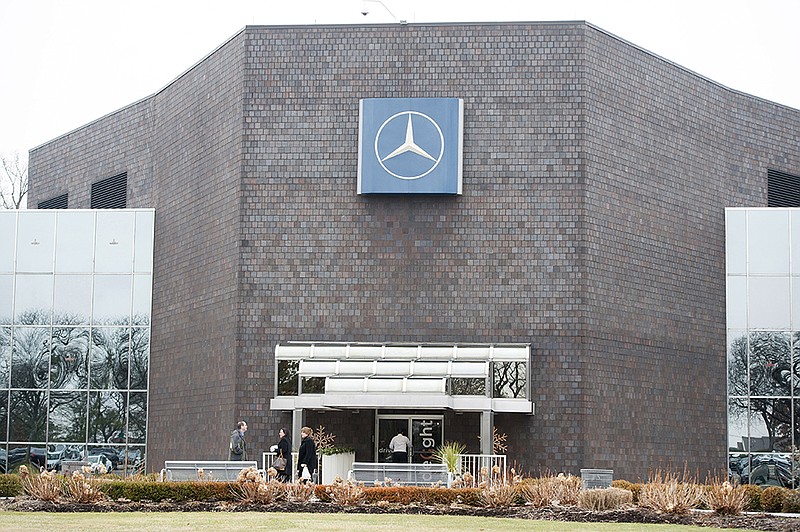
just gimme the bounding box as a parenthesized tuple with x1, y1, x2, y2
(1, 0, 798, 158)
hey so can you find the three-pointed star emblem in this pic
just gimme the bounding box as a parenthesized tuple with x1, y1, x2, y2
(381, 114, 436, 163)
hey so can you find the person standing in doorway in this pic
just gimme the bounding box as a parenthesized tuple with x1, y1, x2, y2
(297, 426, 317, 483)
(229, 421, 247, 461)
(389, 429, 411, 463)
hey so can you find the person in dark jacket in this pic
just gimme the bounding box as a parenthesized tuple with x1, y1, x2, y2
(274, 427, 292, 482)
(229, 421, 247, 461)
(297, 426, 317, 483)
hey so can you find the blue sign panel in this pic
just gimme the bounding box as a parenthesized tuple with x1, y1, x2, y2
(358, 98, 463, 195)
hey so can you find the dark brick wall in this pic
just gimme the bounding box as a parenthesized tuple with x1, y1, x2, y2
(26, 22, 800, 478)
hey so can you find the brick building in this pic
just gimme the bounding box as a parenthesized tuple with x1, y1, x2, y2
(25, 21, 800, 480)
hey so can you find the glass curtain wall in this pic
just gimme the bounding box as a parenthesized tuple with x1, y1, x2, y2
(726, 208, 800, 488)
(0, 210, 153, 475)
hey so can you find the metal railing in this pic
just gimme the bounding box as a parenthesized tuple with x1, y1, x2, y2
(456, 454, 507, 486)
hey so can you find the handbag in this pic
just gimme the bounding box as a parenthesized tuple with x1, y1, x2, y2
(271, 451, 286, 471)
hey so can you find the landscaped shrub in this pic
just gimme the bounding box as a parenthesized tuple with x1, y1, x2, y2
(325, 480, 365, 506)
(781, 491, 800, 513)
(0, 474, 23, 497)
(578, 487, 633, 511)
(285, 482, 314, 502)
(99, 480, 235, 502)
(611, 479, 643, 502)
(63, 471, 105, 503)
(518, 473, 580, 507)
(760, 486, 789, 512)
(22, 470, 61, 501)
(701, 480, 748, 515)
(637, 469, 702, 515)
(479, 482, 521, 508)
(742, 484, 762, 511)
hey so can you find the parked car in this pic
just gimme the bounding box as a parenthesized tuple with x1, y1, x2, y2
(119, 449, 143, 470)
(85, 454, 113, 474)
(88, 447, 120, 471)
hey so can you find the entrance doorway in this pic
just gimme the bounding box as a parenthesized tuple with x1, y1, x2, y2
(375, 414, 443, 463)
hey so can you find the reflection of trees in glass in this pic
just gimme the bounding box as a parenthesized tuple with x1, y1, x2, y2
(11, 326, 49, 389)
(50, 327, 89, 390)
(9, 390, 46, 441)
(492, 362, 526, 398)
(129, 326, 149, 390)
(728, 332, 794, 453)
(48, 391, 87, 442)
(278, 360, 299, 396)
(128, 392, 147, 444)
(90, 328, 129, 389)
(450, 377, 486, 395)
(0, 326, 10, 387)
(301, 377, 324, 394)
(88, 391, 126, 444)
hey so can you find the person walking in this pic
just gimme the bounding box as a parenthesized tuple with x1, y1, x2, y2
(229, 421, 247, 461)
(274, 427, 292, 482)
(297, 426, 317, 483)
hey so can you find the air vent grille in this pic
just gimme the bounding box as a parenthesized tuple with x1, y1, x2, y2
(37, 193, 68, 209)
(91, 173, 127, 209)
(768, 169, 800, 207)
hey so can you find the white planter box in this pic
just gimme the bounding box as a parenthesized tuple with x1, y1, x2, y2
(321, 452, 356, 485)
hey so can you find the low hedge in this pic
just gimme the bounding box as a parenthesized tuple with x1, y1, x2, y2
(0, 474, 23, 497)
(363, 486, 482, 506)
(100, 480, 236, 502)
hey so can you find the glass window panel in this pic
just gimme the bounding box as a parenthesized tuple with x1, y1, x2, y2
(726, 276, 747, 330)
(0, 213, 16, 273)
(9, 390, 47, 442)
(728, 397, 749, 451)
(411, 418, 442, 464)
(95, 212, 135, 273)
(132, 274, 152, 324)
(450, 377, 486, 395)
(748, 332, 791, 397)
(54, 211, 95, 273)
(748, 210, 790, 274)
(793, 282, 800, 330)
(728, 454, 749, 484)
(93, 275, 132, 325)
(796, 400, 800, 460)
(277, 360, 299, 396)
(15, 211, 55, 273)
(492, 361, 527, 398)
(794, 333, 800, 396)
(0, 327, 9, 388)
(122, 445, 145, 475)
(747, 453, 794, 487)
(0, 275, 12, 325)
(749, 398, 792, 453)
(301, 377, 325, 394)
(88, 391, 126, 444)
(90, 328, 130, 390)
(725, 210, 746, 275)
(133, 211, 154, 273)
(128, 392, 147, 444)
(727, 331, 748, 397)
(792, 211, 800, 276)
(748, 277, 790, 329)
(129, 328, 149, 390)
(48, 391, 87, 443)
(8, 445, 47, 471)
(14, 274, 53, 321)
(11, 327, 50, 389)
(50, 327, 90, 390)
(53, 274, 92, 325)
(0, 390, 7, 442)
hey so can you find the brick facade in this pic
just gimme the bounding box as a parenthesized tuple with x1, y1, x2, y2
(28, 22, 800, 480)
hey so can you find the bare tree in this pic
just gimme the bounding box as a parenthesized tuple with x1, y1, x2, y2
(0, 151, 29, 209)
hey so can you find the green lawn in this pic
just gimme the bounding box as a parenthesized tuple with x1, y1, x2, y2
(0, 512, 763, 532)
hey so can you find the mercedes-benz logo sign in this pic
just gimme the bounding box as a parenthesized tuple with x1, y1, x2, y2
(374, 111, 444, 180)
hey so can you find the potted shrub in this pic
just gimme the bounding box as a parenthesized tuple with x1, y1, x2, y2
(319, 447, 356, 485)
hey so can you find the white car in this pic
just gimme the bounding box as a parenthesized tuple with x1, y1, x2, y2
(86, 454, 112, 474)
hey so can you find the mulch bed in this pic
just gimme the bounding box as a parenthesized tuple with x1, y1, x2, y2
(2, 498, 799, 531)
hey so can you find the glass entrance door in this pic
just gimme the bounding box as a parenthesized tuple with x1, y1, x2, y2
(376, 414, 443, 463)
